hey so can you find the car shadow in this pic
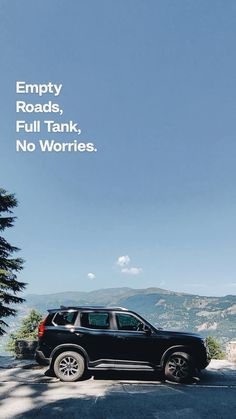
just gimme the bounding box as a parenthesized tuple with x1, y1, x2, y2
(44, 364, 236, 387)
(43, 366, 200, 384)
(92, 370, 164, 382)
(44, 366, 164, 381)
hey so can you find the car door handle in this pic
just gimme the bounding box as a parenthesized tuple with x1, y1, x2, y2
(116, 336, 126, 339)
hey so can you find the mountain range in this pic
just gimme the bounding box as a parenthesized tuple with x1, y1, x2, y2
(7, 286, 236, 349)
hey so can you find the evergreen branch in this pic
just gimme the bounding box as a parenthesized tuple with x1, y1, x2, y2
(0, 292, 25, 304)
(0, 237, 19, 253)
(0, 189, 17, 212)
(0, 304, 17, 317)
(0, 257, 24, 272)
(0, 217, 16, 231)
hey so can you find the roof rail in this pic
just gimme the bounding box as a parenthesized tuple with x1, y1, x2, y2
(47, 305, 129, 312)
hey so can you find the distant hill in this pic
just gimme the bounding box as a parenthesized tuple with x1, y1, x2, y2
(1, 287, 236, 353)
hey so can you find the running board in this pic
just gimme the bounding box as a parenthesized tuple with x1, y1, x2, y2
(88, 363, 155, 371)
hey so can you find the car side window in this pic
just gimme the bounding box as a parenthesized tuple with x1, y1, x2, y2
(80, 312, 110, 329)
(116, 313, 144, 331)
(53, 311, 77, 326)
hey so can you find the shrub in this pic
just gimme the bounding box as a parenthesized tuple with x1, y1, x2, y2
(206, 335, 225, 359)
(6, 309, 43, 354)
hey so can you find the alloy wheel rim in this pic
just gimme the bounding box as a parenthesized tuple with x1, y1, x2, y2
(167, 356, 189, 378)
(59, 356, 80, 377)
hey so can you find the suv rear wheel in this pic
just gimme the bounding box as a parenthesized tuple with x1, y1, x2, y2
(53, 351, 85, 382)
(164, 352, 194, 383)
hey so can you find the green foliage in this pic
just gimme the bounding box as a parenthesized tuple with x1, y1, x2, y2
(206, 335, 225, 359)
(6, 309, 43, 353)
(0, 188, 26, 335)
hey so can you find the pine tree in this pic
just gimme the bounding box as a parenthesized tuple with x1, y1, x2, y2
(0, 188, 26, 335)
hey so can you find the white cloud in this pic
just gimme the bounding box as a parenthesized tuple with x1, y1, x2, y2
(121, 267, 142, 275)
(87, 272, 96, 280)
(116, 255, 142, 276)
(116, 255, 130, 267)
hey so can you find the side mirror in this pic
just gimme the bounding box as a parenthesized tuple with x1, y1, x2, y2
(144, 325, 151, 335)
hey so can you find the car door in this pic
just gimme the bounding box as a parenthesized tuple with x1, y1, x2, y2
(113, 312, 162, 365)
(74, 310, 118, 362)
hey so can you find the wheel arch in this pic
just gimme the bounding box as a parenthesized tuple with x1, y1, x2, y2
(50, 344, 89, 368)
(160, 345, 194, 367)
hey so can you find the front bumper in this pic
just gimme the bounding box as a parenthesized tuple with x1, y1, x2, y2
(197, 345, 211, 370)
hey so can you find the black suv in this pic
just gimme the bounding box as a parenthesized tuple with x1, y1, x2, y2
(36, 306, 210, 383)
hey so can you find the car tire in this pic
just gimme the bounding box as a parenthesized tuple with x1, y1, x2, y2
(164, 352, 194, 383)
(53, 351, 85, 382)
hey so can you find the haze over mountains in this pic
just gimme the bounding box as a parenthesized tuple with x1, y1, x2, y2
(20, 287, 236, 346)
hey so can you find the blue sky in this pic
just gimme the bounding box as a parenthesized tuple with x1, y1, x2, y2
(0, 0, 236, 296)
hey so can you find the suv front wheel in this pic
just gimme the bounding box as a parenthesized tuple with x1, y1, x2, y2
(53, 351, 85, 382)
(164, 352, 194, 383)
